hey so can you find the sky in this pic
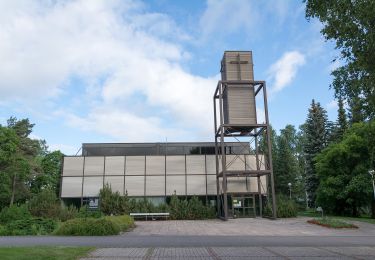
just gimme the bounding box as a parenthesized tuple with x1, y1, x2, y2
(0, 0, 341, 155)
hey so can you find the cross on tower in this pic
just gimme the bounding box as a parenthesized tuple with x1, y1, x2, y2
(229, 54, 249, 80)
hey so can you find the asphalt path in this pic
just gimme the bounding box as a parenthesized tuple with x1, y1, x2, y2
(1, 235, 375, 247)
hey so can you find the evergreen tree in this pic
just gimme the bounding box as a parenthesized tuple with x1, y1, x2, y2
(325, 120, 337, 144)
(348, 96, 364, 124)
(304, 99, 328, 207)
(336, 97, 348, 140)
(273, 125, 299, 195)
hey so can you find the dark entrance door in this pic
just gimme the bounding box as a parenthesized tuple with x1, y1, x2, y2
(231, 194, 256, 218)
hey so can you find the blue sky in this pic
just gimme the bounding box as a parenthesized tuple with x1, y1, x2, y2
(0, 0, 340, 155)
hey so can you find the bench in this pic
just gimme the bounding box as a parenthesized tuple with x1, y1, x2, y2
(130, 212, 170, 221)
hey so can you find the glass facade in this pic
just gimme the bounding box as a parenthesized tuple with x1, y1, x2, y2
(82, 142, 251, 156)
(61, 154, 267, 198)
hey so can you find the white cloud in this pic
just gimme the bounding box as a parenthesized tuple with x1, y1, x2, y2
(199, 0, 256, 39)
(0, 0, 217, 141)
(268, 51, 305, 93)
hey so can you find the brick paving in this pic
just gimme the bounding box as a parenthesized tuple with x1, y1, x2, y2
(81, 246, 375, 259)
(128, 217, 375, 237)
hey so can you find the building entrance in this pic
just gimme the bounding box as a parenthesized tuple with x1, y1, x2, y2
(230, 194, 256, 218)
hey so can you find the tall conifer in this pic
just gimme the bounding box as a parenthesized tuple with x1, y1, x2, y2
(304, 99, 328, 207)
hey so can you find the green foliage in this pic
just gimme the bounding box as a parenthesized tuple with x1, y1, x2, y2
(0, 204, 32, 224)
(105, 215, 135, 232)
(32, 151, 64, 196)
(276, 195, 298, 218)
(315, 121, 375, 216)
(99, 184, 129, 215)
(263, 195, 298, 218)
(55, 217, 120, 236)
(169, 195, 215, 220)
(307, 217, 358, 229)
(58, 205, 78, 222)
(0, 218, 57, 235)
(273, 125, 300, 195)
(305, 0, 375, 121)
(304, 99, 329, 207)
(263, 203, 273, 218)
(76, 206, 103, 219)
(28, 189, 61, 219)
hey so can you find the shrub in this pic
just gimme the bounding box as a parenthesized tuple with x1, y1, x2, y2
(76, 206, 103, 219)
(2, 218, 57, 235)
(0, 204, 32, 224)
(28, 189, 60, 219)
(169, 195, 216, 220)
(99, 184, 129, 215)
(263, 196, 298, 218)
(276, 195, 298, 218)
(0, 225, 6, 235)
(55, 217, 120, 236)
(105, 215, 135, 232)
(58, 205, 78, 222)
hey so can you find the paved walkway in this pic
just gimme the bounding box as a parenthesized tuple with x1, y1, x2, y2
(129, 217, 375, 236)
(82, 246, 375, 259)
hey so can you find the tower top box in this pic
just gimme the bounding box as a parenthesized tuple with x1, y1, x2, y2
(221, 51, 254, 81)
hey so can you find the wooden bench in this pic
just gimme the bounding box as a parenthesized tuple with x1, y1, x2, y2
(130, 212, 170, 221)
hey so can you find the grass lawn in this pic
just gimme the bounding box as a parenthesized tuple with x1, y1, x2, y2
(307, 218, 358, 229)
(0, 246, 94, 260)
(298, 211, 375, 225)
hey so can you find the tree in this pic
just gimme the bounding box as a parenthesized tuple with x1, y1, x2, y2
(0, 117, 44, 207)
(336, 97, 348, 139)
(315, 121, 375, 216)
(273, 125, 299, 195)
(0, 127, 19, 208)
(305, 0, 375, 120)
(30, 151, 64, 196)
(304, 99, 329, 207)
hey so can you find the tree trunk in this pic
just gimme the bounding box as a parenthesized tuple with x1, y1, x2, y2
(371, 200, 375, 219)
(9, 174, 16, 206)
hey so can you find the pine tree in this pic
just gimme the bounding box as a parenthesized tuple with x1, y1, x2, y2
(304, 99, 328, 207)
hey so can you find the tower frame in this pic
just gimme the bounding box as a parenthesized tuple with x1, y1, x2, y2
(213, 80, 277, 220)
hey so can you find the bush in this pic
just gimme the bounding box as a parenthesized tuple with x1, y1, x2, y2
(262, 196, 298, 218)
(276, 195, 298, 218)
(76, 206, 103, 219)
(0, 225, 6, 235)
(99, 184, 129, 215)
(169, 195, 216, 220)
(0, 204, 32, 224)
(55, 217, 120, 236)
(28, 189, 60, 219)
(58, 205, 78, 222)
(1, 218, 57, 235)
(105, 215, 135, 232)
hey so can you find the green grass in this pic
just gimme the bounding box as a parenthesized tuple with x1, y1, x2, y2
(307, 218, 358, 229)
(0, 246, 93, 260)
(298, 210, 375, 225)
(334, 216, 375, 225)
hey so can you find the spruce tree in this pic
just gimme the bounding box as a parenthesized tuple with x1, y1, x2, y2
(273, 125, 299, 195)
(304, 99, 328, 207)
(335, 97, 348, 140)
